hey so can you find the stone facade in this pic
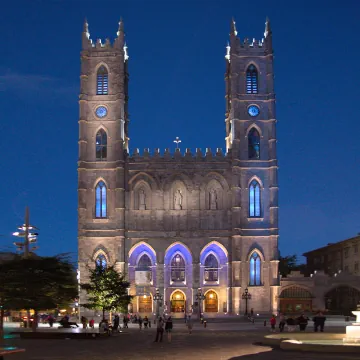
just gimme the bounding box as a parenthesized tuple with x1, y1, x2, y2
(77, 19, 280, 316)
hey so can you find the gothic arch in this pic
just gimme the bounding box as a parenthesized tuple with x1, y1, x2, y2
(202, 172, 230, 192)
(245, 124, 262, 138)
(169, 288, 187, 300)
(200, 241, 228, 265)
(280, 284, 314, 295)
(168, 179, 188, 210)
(247, 176, 263, 189)
(94, 177, 109, 189)
(128, 172, 159, 191)
(128, 241, 157, 266)
(163, 173, 193, 192)
(247, 247, 265, 262)
(204, 179, 224, 210)
(92, 246, 110, 266)
(94, 62, 111, 74)
(164, 241, 192, 265)
(135, 251, 154, 267)
(244, 61, 260, 74)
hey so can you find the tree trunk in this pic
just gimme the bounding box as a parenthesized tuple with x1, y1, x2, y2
(0, 307, 4, 345)
(102, 308, 105, 320)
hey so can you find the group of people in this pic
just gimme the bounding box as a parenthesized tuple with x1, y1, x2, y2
(154, 315, 174, 342)
(270, 311, 326, 333)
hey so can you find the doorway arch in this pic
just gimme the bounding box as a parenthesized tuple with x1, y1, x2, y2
(204, 290, 218, 312)
(138, 294, 152, 313)
(170, 290, 186, 313)
(325, 286, 360, 315)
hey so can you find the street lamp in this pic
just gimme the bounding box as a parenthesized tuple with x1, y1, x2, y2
(153, 288, 163, 321)
(242, 287, 252, 315)
(196, 288, 205, 320)
(13, 207, 39, 258)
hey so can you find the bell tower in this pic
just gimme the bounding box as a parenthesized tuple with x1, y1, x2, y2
(78, 19, 129, 290)
(226, 18, 279, 313)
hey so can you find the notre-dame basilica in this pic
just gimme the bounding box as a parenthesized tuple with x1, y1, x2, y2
(78, 18, 279, 316)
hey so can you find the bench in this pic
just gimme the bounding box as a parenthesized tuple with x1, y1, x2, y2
(0, 347, 25, 360)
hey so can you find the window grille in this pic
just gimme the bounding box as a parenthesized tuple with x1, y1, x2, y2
(95, 254, 107, 269)
(246, 65, 258, 94)
(249, 180, 261, 217)
(248, 128, 260, 159)
(95, 181, 107, 218)
(170, 254, 186, 282)
(204, 254, 219, 281)
(280, 286, 313, 299)
(249, 252, 261, 285)
(96, 129, 107, 160)
(97, 66, 108, 95)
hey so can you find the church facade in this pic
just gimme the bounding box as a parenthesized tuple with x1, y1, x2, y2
(78, 18, 280, 316)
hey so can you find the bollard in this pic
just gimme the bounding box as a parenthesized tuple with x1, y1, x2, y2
(203, 320, 207, 328)
(264, 320, 267, 327)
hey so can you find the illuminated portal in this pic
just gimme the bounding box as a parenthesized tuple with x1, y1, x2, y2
(171, 291, 186, 313)
(138, 294, 152, 313)
(205, 291, 218, 312)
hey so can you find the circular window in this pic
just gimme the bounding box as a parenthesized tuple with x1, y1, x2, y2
(95, 106, 108, 118)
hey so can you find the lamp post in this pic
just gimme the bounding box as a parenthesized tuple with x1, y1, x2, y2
(242, 287, 252, 315)
(13, 207, 39, 258)
(153, 288, 163, 321)
(196, 288, 205, 320)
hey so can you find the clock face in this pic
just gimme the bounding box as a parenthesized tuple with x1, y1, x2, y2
(96, 106, 107, 118)
(248, 105, 260, 117)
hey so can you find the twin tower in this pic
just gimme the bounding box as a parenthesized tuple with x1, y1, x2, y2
(78, 18, 279, 315)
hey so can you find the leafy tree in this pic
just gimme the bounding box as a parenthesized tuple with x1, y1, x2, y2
(81, 265, 132, 320)
(279, 254, 301, 277)
(0, 254, 78, 332)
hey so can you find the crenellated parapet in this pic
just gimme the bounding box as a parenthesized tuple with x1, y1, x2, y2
(128, 147, 230, 162)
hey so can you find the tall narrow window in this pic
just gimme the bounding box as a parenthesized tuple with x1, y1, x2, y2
(249, 180, 261, 217)
(95, 254, 107, 269)
(204, 254, 219, 281)
(96, 129, 107, 160)
(246, 65, 258, 94)
(249, 252, 261, 285)
(95, 181, 107, 218)
(171, 254, 186, 282)
(137, 254, 152, 282)
(248, 128, 260, 159)
(97, 65, 108, 95)
(137, 254, 152, 270)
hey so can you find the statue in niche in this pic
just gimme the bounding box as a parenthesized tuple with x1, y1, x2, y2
(174, 189, 183, 210)
(209, 189, 218, 210)
(139, 189, 146, 210)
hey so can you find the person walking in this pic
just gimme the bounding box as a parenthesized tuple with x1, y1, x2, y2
(143, 316, 149, 329)
(81, 316, 88, 329)
(297, 313, 309, 332)
(47, 314, 55, 328)
(123, 315, 128, 328)
(313, 311, 326, 332)
(186, 315, 193, 334)
(154, 316, 164, 342)
(165, 316, 173, 342)
(89, 318, 95, 329)
(278, 313, 286, 333)
(113, 315, 120, 332)
(138, 315, 143, 330)
(270, 314, 276, 332)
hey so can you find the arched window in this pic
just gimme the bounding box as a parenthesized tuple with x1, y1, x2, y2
(249, 252, 261, 285)
(249, 180, 261, 217)
(97, 65, 108, 95)
(95, 253, 107, 269)
(248, 128, 260, 160)
(95, 181, 107, 218)
(246, 65, 258, 94)
(171, 254, 185, 282)
(137, 254, 152, 270)
(204, 254, 219, 281)
(96, 129, 107, 160)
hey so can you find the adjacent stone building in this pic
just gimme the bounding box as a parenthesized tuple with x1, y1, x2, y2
(77, 18, 280, 316)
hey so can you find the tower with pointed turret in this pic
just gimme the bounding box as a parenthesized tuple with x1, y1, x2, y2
(78, 18, 279, 317)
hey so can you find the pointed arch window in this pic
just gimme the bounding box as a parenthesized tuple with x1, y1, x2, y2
(171, 254, 186, 282)
(137, 253, 152, 282)
(97, 65, 108, 95)
(249, 180, 261, 217)
(204, 253, 219, 281)
(249, 252, 261, 285)
(95, 181, 107, 218)
(246, 65, 258, 94)
(95, 253, 107, 269)
(248, 128, 260, 160)
(137, 254, 152, 270)
(96, 129, 107, 160)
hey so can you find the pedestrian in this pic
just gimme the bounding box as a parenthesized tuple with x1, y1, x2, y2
(123, 315, 128, 328)
(313, 311, 326, 332)
(297, 313, 309, 332)
(154, 316, 164, 342)
(47, 314, 54, 328)
(278, 313, 286, 332)
(184, 312, 187, 323)
(270, 314, 276, 332)
(286, 316, 296, 332)
(138, 315, 143, 329)
(81, 316, 88, 329)
(143, 316, 149, 329)
(186, 315, 193, 334)
(165, 316, 173, 342)
(113, 314, 120, 332)
(250, 308, 254, 317)
(89, 318, 95, 329)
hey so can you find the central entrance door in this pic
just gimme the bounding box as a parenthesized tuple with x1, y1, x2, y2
(205, 290, 218, 312)
(138, 294, 152, 313)
(171, 291, 186, 312)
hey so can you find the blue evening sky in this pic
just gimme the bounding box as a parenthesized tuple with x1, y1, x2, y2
(0, 0, 359, 262)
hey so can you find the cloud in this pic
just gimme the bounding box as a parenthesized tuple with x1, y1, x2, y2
(0, 70, 77, 96)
